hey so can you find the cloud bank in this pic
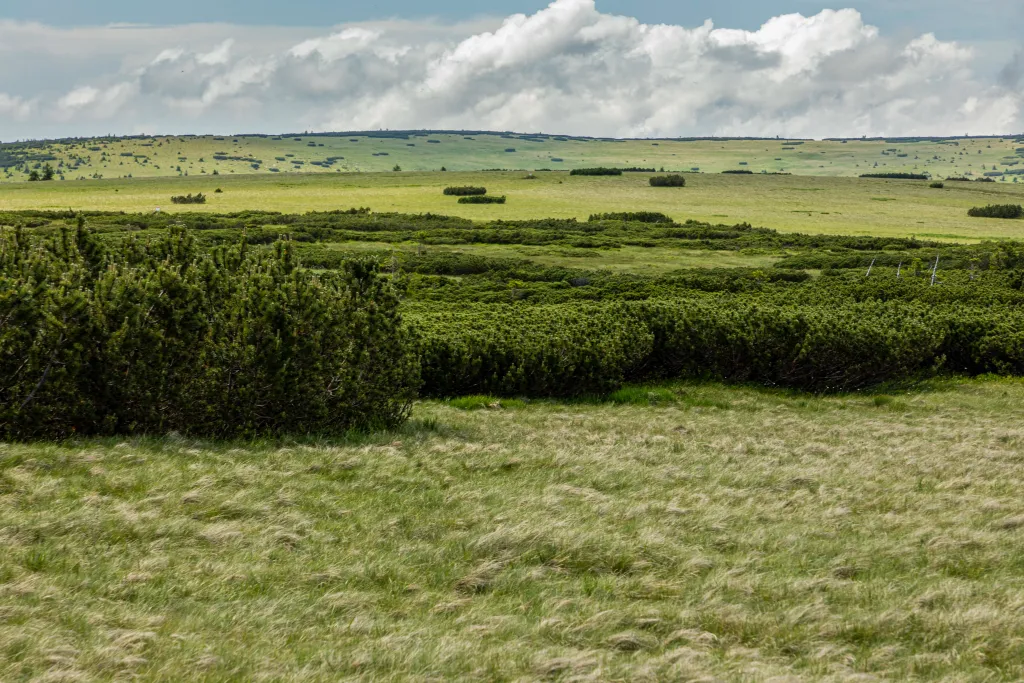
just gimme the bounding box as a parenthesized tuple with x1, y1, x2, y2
(1, 0, 1021, 140)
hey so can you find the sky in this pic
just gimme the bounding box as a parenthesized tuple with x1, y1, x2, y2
(0, 0, 1021, 140)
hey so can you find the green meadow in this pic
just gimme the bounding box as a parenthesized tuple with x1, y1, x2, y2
(3, 169, 1024, 240)
(5, 380, 1024, 681)
(5, 131, 1024, 681)
(4, 131, 1024, 181)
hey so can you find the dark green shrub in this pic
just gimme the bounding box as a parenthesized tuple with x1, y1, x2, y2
(968, 205, 1023, 219)
(859, 173, 929, 180)
(0, 226, 418, 439)
(930, 182, 944, 189)
(411, 304, 652, 397)
(649, 175, 686, 187)
(722, 170, 753, 175)
(458, 196, 506, 204)
(443, 186, 487, 196)
(570, 168, 623, 176)
(170, 193, 206, 205)
(628, 300, 943, 392)
(588, 212, 673, 223)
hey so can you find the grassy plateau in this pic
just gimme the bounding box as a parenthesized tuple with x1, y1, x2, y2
(4, 380, 1024, 681)
(4, 132, 1024, 180)
(3, 170, 1024, 241)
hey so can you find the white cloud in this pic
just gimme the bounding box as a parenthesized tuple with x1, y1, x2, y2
(0, 1, 1021, 140)
(0, 93, 31, 120)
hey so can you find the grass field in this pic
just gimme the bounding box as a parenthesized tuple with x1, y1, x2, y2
(4, 378, 1024, 681)
(4, 170, 1024, 240)
(5, 132, 1024, 182)
(6, 132, 1024, 681)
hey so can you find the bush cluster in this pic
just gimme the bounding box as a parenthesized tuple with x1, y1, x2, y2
(410, 299, 951, 395)
(968, 205, 1023, 219)
(0, 225, 417, 440)
(721, 170, 754, 175)
(569, 168, 624, 176)
(458, 196, 506, 204)
(170, 193, 207, 205)
(859, 173, 929, 180)
(411, 304, 650, 396)
(443, 186, 487, 196)
(588, 212, 674, 223)
(649, 175, 686, 187)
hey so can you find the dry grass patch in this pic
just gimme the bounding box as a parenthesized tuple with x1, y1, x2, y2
(2, 379, 1024, 680)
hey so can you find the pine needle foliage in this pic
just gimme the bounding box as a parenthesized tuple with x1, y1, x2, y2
(0, 224, 418, 439)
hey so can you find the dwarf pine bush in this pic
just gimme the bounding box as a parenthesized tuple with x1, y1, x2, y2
(968, 205, 1023, 219)
(0, 224, 418, 439)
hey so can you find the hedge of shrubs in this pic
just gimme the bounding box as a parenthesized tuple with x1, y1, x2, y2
(170, 193, 207, 204)
(588, 212, 674, 223)
(968, 204, 1023, 219)
(722, 170, 753, 175)
(1, 225, 418, 440)
(458, 195, 506, 204)
(859, 173, 929, 180)
(443, 186, 487, 196)
(410, 298, 1024, 396)
(410, 304, 650, 397)
(649, 175, 686, 187)
(570, 168, 623, 176)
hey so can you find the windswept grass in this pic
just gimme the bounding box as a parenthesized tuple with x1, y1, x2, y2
(3, 378, 1024, 680)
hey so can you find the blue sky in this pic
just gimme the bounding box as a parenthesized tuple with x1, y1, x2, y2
(0, 0, 1020, 140)
(3, 0, 1019, 41)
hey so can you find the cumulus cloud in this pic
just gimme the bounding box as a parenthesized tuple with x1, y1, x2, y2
(0, 0, 1021, 140)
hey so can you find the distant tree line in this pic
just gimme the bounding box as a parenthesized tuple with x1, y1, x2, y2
(443, 186, 487, 196)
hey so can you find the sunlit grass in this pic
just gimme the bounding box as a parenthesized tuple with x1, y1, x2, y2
(4, 378, 1024, 680)
(3, 169, 1022, 240)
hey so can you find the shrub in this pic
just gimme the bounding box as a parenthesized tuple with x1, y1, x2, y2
(443, 186, 487, 196)
(929, 182, 944, 189)
(628, 300, 943, 392)
(170, 193, 207, 205)
(649, 175, 686, 187)
(411, 304, 652, 397)
(968, 205, 1023, 219)
(570, 168, 624, 176)
(860, 173, 929, 180)
(0, 225, 418, 439)
(458, 196, 506, 204)
(722, 170, 754, 175)
(588, 212, 673, 223)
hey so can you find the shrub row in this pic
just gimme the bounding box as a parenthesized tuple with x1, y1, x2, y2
(1, 226, 417, 440)
(588, 212, 674, 223)
(458, 195, 506, 204)
(410, 298, 1024, 396)
(570, 168, 623, 176)
(649, 175, 686, 187)
(170, 193, 207, 204)
(968, 204, 1023, 219)
(443, 186, 487, 196)
(860, 173, 929, 180)
(410, 304, 651, 397)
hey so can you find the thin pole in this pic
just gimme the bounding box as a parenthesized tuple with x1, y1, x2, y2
(867, 258, 876, 277)
(930, 256, 939, 286)
(896, 262, 902, 279)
